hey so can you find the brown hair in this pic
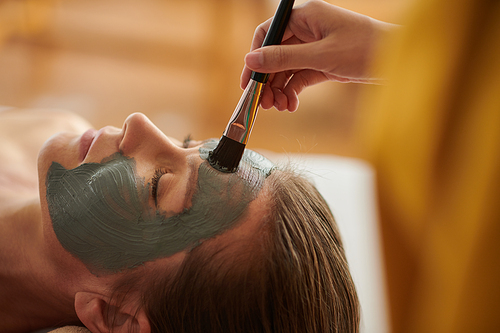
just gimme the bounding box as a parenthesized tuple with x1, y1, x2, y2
(116, 168, 359, 332)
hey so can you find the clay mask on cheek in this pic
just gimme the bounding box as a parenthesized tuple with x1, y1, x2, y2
(46, 147, 274, 275)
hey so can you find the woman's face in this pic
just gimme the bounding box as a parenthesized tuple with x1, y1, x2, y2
(38, 113, 274, 275)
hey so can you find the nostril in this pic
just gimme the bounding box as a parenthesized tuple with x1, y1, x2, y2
(119, 113, 155, 154)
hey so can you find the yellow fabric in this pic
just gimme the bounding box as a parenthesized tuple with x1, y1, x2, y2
(359, 0, 500, 332)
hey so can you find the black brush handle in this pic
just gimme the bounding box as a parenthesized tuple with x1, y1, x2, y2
(251, 0, 295, 83)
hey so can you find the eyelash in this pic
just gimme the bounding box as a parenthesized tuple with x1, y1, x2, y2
(152, 134, 191, 205)
(182, 134, 192, 148)
(151, 168, 167, 205)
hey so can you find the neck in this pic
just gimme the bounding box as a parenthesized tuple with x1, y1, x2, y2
(0, 198, 81, 332)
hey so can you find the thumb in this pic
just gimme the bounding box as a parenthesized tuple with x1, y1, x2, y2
(244, 43, 324, 74)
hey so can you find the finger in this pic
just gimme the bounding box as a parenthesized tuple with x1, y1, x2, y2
(249, 18, 273, 52)
(272, 87, 289, 111)
(260, 83, 275, 110)
(244, 40, 328, 74)
(268, 70, 295, 111)
(240, 66, 252, 90)
(282, 69, 330, 106)
(286, 92, 300, 112)
(241, 18, 273, 89)
(242, 13, 299, 89)
(269, 71, 291, 111)
(270, 70, 295, 91)
(250, 15, 298, 51)
(277, 70, 331, 112)
(241, 35, 299, 89)
(281, 34, 303, 46)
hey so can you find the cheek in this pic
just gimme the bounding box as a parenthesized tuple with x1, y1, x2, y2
(45, 154, 159, 275)
(39, 184, 73, 262)
(37, 133, 80, 222)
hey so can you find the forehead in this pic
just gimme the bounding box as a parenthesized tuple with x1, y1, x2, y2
(198, 139, 275, 184)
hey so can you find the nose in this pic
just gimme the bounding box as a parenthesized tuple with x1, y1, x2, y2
(119, 113, 184, 159)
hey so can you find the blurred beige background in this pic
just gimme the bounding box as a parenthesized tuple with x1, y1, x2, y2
(0, 0, 413, 157)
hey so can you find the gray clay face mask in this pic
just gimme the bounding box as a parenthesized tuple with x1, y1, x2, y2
(46, 142, 274, 275)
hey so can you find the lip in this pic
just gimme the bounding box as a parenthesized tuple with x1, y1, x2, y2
(79, 128, 97, 162)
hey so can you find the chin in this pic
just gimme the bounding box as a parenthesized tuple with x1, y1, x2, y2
(37, 132, 81, 256)
(37, 131, 81, 194)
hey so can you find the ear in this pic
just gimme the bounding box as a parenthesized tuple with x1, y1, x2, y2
(74, 291, 151, 333)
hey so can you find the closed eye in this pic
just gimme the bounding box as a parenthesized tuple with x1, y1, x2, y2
(151, 168, 167, 207)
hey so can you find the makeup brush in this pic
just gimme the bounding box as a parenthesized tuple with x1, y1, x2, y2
(208, 0, 295, 173)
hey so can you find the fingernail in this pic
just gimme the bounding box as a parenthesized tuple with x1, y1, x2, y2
(245, 51, 263, 69)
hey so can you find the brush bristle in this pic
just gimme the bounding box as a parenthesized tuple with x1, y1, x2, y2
(208, 136, 245, 173)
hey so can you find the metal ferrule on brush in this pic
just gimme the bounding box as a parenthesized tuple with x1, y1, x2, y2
(223, 79, 265, 145)
(207, 78, 265, 173)
(208, 0, 294, 173)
